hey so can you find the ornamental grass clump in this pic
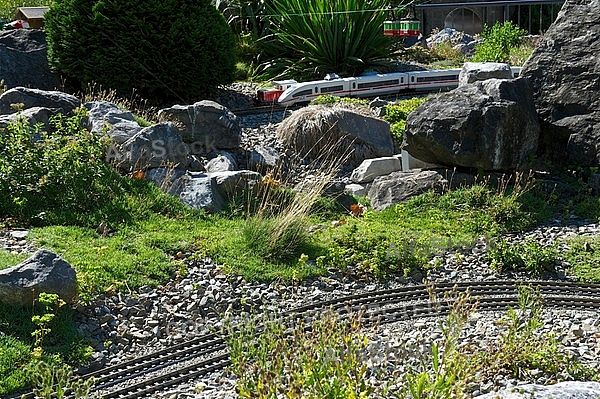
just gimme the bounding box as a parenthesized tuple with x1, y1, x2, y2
(242, 140, 350, 263)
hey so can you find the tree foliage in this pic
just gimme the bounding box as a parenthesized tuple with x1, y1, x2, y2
(44, 0, 237, 101)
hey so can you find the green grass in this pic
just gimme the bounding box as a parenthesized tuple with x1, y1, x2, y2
(0, 0, 49, 22)
(0, 249, 27, 270)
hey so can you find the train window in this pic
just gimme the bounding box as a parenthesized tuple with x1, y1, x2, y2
(401, 77, 404, 83)
(416, 75, 459, 83)
(357, 79, 399, 89)
(293, 89, 313, 98)
(411, 76, 415, 82)
(320, 85, 344, 93)
(352, 82, 356, 89)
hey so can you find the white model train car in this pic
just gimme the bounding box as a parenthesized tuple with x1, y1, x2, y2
(273, 66, 522, 106)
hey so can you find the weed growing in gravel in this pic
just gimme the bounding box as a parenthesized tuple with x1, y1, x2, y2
(225, 310, 375, 399)
(488, 238, 558, 276)
(475, 285, 597, 381)
(401, 286, 479, 399)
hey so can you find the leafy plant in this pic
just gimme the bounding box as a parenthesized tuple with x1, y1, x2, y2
(31, 293, 65, 357)
(25, 359, 99, 399)
(476, 285, 597, 381)
(562, 236, 600, 283)
(260, 0, 392, 79)
(44, 0, 237, 101)
(310, 94, 369, 107)
(383, 97, 428, 149)
(488, 238, 557, 275)
(225, 309, 374, 398)
(472, 21, 528, 64)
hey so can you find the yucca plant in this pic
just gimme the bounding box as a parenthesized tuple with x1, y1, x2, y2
(260, 0, 392, 79)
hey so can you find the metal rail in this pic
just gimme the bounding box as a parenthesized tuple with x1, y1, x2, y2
(12, 280, 600, 399)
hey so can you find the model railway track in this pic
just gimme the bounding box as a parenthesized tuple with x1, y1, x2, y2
(14, 280, 600, 399)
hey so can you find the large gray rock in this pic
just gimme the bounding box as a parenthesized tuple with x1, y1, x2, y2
(521, 0, 600, 165)
(248, 146, 281, 172)
(459, 62, 513, 86)
(149, 169, 260, 213)
(85, 101, 142, 144)
(0, 29, 60, 91)
(178, 173, 225, 213)
(367, 169, 448, 210)
(475, 381, 600, 399)
(405, 78, 539, 170)
(276, 105, 394, 170)
(157, 100, 241, 149)
(0, 249, 78, 305)
(121, 122, 190, 170)
(0, 87, 80, 116)
(0, 106, 58, 130)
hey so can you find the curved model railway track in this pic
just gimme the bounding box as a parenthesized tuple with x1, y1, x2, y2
(14, 280, 600, 399)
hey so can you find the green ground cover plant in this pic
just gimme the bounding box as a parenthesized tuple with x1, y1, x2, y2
(383, 97, 428, 150)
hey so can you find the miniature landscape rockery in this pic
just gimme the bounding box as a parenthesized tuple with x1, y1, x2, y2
(1, 0, 600, 397)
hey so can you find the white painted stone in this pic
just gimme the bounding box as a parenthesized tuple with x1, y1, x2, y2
(350, 156, 402, 183)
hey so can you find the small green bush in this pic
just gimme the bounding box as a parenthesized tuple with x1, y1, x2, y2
(44, 0, 237, 101)
(310, 94, 368, 107)
(0, 110, 124, 225)
(472, 21, 528, 64)
(488, 238, 557, 275)
(383, 97, 428, 149)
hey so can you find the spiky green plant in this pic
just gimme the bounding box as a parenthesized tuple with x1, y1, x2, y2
(261, 0, 392, 79)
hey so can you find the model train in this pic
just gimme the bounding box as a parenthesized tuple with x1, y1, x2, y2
(258, 66, 522, 106)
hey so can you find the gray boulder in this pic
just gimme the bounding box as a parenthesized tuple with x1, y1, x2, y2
(459, 62, 513, 86)
(474, 381, 600, 399)
(205, 151, 238, 172)
(0, 106, 58, 130)
(151, 169, 260, 213)
(248, 146, 281, 172)
(121, 122, 190, 170)
(367, 169, 448, 210)
(0, 29, 60, 91)
(521, 0, 600, 166)
(144, 167, 187, 195)
(277, 105, 394, 170)
(405, 78, 539, 170)
(157, 100, 241, 149)
(0, 87, 80, 116)
(0, 249, 78, 305)
(212, 170, 261, 199)
(178, 173, 225, 213)
(84, 101, 142, 144)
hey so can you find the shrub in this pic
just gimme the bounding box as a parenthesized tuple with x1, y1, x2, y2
(472, 21, 528, 63)
(487, 238, 557, 275)
(383, 97, 428, 150)
(261, 0, 391, 79)
(0, 110, 124, 225)
(44, 0, 237, 101)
